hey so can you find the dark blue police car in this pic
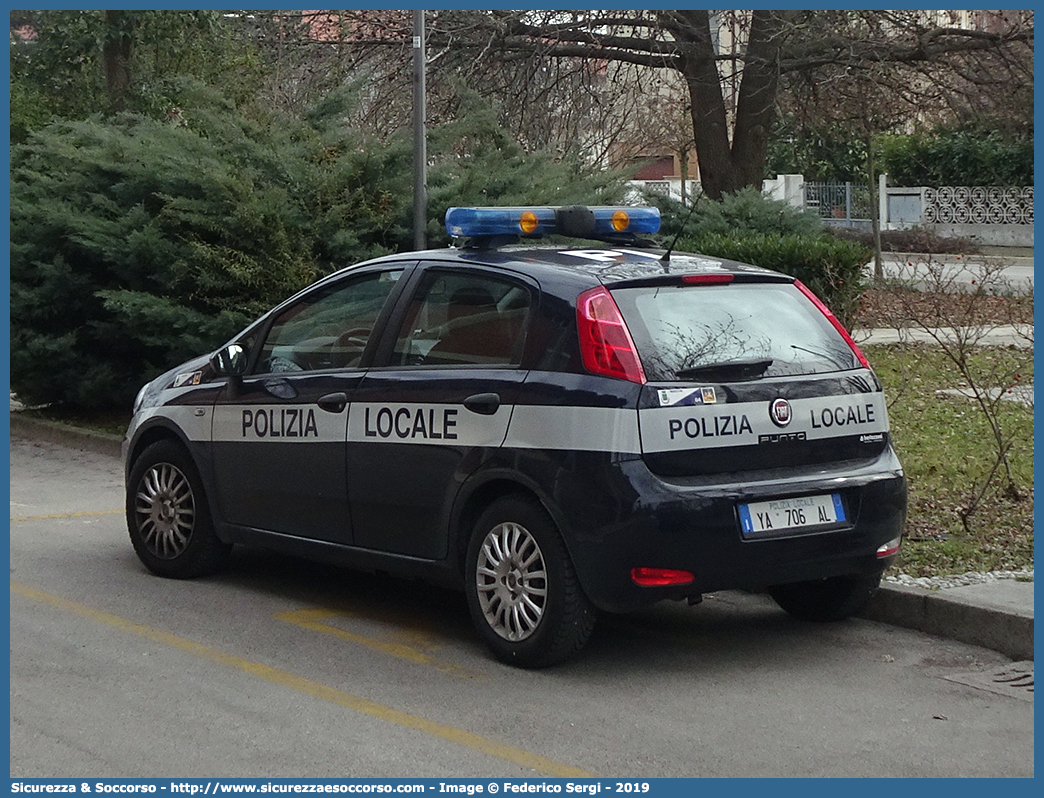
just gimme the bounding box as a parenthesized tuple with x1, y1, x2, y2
(124, 205, 907, 667)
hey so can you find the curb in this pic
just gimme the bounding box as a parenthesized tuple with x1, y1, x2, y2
(10, 412, 123, 459)
(862, 583, 1034, 661)
(854, 324, 1033, 348)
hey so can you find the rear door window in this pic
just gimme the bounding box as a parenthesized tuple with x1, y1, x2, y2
(611, 282, 859, 382)
(389, 270, 532, 367)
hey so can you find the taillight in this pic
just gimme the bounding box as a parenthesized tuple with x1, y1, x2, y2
(794, 280, 870, 369)
(576, 286, 647, 384)
(631, 567, 695, 587)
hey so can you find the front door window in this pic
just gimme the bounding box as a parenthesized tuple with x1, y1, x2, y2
(257, 270, 403, 374)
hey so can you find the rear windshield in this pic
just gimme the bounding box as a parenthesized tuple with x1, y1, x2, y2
(611, 282, 860, 383)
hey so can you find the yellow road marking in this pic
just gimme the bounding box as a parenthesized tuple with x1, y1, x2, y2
(10, 509, 123, 522)
(11, 581, 592, 778)
(275, 607, 487, 680)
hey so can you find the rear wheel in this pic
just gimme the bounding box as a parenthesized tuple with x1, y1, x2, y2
(465, 496, 595, 668)
(769, 573, 881, 622)
(127, 440, 231, 579)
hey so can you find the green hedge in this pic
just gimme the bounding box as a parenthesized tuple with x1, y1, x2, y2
(681, 232, 871, 328)
(878, 130, 1033, 187)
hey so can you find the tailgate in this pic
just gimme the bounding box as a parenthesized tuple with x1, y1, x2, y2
(609, 278, 890, 477)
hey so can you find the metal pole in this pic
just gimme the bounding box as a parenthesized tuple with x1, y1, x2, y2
(412, 10, 427, 251)
(869, 142, 883, 280)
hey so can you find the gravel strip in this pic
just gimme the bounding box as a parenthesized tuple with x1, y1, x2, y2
(885, 569, 1034, 591)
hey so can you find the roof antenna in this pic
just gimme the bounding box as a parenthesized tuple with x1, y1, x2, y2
(660, 194, 703, 265)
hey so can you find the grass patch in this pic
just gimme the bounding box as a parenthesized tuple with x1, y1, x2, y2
(866, 343, 1034, 577)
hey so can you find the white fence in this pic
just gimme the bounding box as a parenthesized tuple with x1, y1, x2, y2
(881, 178, 1033, 246)
(765, 174, 1034, 247)
(630, 174, 1034, 246)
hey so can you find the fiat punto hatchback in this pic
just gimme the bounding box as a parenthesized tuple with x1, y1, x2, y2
(124, 205, 906, 667)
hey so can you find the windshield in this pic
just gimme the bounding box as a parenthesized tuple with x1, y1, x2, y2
(611, 282, 859, 382)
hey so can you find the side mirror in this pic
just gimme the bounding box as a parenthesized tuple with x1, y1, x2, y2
(210, 344, 247, 378)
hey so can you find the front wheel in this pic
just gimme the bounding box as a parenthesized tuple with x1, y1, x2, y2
(126, 440, 231, 579)
(769, 573, 881, 622)
(465, 496, 595, 668)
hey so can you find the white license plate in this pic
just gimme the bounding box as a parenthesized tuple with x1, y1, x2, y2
(738, 493, 846, 538)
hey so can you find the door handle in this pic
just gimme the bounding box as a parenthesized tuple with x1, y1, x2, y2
(463, 392, 500, 416)
(317, 392, 348, 414)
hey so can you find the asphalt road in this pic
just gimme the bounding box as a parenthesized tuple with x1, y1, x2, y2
(9, 437, 1034, 778)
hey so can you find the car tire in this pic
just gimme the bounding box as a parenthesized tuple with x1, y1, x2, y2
(768, 573, 882, 622)
(465, 496, 595, 668)
(126, 440, 231, 579)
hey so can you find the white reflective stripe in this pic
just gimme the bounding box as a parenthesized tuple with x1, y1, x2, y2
(802, 394, 889, 439)
(640, 393, 889, 453)
(205, 402, 634, 451)
(505, 405, 641, 454)
(132, 404, 212, 442)
(140, 394, 886, 456)
(347, 403, 511, 447)
(212, 404, 346, 442)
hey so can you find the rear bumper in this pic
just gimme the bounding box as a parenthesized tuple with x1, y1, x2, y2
(558, 448, 907, 613)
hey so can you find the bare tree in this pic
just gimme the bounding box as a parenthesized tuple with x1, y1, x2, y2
(785, 64, 911, 279)
(232, 10, 1031, 198)
(436, 10, 1034, 198)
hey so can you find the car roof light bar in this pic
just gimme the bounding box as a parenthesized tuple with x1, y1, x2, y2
(445, 205, 661, 242)
(445, 206, 557, 238)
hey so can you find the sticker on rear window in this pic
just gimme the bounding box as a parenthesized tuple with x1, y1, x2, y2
(658, 387, 717, 407)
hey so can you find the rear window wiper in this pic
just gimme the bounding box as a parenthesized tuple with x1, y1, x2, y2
(675, 358, 773, 382)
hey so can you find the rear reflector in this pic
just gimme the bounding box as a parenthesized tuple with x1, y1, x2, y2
(576, 286, 647, 384)
(794, 280, 870, 369)
(876, 537, 902, 558)
(631, 567, 695, 587)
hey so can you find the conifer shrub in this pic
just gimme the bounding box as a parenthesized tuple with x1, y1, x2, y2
(10, 93, 627, 409)
(686, 186, 825, 238)
(11, 111, 321, 408)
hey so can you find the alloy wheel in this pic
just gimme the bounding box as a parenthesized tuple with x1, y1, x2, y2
(135, 462, 195, 559)
(474, 521, 548, 641)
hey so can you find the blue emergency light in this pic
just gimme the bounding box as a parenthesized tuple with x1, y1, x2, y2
(445, 205, 661, 240)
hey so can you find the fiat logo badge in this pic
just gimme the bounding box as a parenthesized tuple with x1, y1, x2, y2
(770, 398, 792, 427)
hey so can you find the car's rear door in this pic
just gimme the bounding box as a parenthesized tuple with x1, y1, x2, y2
(346, 264, 535, 559)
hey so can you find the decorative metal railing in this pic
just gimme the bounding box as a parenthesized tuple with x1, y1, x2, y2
(923, 186, 1033, 225)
